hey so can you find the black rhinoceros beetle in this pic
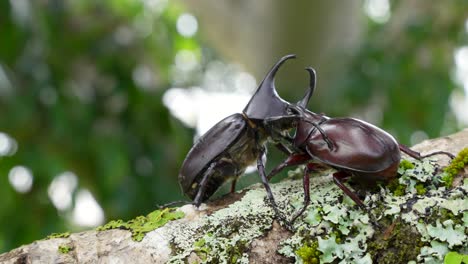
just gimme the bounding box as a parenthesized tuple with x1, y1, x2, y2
(267, 67, 455, 223)
(178, 55, 302, 218)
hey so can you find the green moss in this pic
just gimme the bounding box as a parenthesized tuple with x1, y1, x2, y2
(389, 159, 432, 195)
(193, 238, 209, 261)
(331, 230, 344, 244)
(421, 207, 465, 230)
(438, 209, 456, 222)
(192, 234, 248, 263)
(440, 173, 454, 187)
(389, 184, 406, 196)
(194, 237, 206, 248)
(58, 244, 72, 254)
(96, 208, 184, 242)
(444, 252, 468, 264)
(46, 232, 70, 239)
(415, 183, 427, 195)
(400, 159, 415, 170)
(295, 241, 321, 264)
(388, 179, 407, 196)
(441, 148, 468, 187)
(368, 221, 423, 263)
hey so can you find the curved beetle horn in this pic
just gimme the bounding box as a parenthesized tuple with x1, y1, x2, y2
(243, 54, 296, 120)
(298, 67, 316, 108)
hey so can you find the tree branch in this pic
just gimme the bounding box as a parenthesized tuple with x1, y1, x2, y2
(1, 129, 467, 263)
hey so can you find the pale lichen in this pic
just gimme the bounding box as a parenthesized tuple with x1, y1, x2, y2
(166, 186, 279, 263)
(156, 150, 467, 263)
(274, 168, 375, 263)
(277, 154, 467, 263)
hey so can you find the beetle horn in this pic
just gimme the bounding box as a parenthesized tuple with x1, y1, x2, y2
(297, 67, 316, 108)
(243, 54, 296, 120)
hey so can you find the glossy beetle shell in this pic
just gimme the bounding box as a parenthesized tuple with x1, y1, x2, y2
(295, 110, 401, 180)
(179, 114, 250, 198)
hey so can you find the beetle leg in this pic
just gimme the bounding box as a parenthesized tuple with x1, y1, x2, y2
(193, 163, 216, 207)
(158, 200, 191, 209)
(256, 149, 279, 211)
(230, 178, 237, 193)
(267, 153, 311, 180)
(290, 164, 312, 223)
(256, 146, 292, 227)
(399, 144, 455, 159)
(332, 171, 366, 210)
(333, 171, 382, 228)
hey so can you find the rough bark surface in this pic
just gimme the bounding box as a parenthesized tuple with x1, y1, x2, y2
(1, 129, 467, 264)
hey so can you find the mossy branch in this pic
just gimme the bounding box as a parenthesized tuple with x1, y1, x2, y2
(0, 129, 467, 264)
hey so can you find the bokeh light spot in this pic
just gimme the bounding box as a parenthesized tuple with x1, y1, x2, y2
(454, 46, 468, 74)
(8, 166, 33, 193)
(142, 0, 168, 14)
(176, 13, 198, 37)
(175, 50, 199, 72)
(9, 0, 31, 26)
(133, 64, 156, 91)
(364, 0, 391, 24)
(0, 132, 17, 156)
(451, 46, 468, 125)
(48, 172, 78, 211)
(72, 189, 105, 227)
(133, 12, 153, 38)
(114, 26, 134, 46)
(234, 72, 256, 94)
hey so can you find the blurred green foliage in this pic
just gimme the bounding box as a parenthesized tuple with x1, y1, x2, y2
(326, 1, 468, 142)
(0, 0, 467, 253)
(0, 0, 196, 251)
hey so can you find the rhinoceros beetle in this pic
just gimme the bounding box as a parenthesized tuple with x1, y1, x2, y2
(178, 55, 302, 220)
(267, 67, 455, 223)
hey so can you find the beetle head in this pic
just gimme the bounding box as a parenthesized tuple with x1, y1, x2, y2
(265, 66, 316, 132)
(297, 67, 316, 109)
(243, 54, 296, 121)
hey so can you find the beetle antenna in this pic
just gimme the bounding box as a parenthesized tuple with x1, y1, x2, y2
(298, 67, 316, 108)
(303, 119, 334, 150)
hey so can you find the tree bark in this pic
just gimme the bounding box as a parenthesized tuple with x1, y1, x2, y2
(1, 129, 467, 264)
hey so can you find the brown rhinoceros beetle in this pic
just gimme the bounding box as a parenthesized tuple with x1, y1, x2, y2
(267, 67, 455, 223)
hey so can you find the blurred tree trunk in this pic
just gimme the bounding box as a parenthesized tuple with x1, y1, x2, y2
(182, 0, 362, 99)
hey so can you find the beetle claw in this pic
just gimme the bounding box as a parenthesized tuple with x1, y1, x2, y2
(283, 221, 297, 232)
(274, 213, 296, 232)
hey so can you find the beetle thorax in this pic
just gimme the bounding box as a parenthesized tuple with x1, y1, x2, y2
(293, 110, 328, 148)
